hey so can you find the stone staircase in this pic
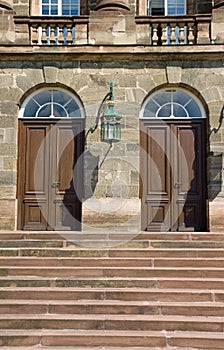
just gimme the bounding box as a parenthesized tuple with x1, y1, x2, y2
(1, 231, 224, 349)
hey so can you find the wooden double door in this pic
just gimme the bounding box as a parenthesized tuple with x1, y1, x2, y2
(17, 119, 84, 231)
(140, 119, 207, 231)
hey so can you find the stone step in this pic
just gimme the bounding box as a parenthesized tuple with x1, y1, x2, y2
(3, 247, 224, 258)
(1, 276, 224, 289)
(1, 256, 224, 268)
(1, 314, 224, 333)
(2, 299, 224, 317)
(2, 238, 224, 249)
(1, 329, 224, 348)
(2, 266, 224, 279)
(1, 231, 224, 242)
(0, 257, 152, 267)
(0, 240, 151, 249)
(0, 287, 218, 302)
(0, 347, 200, 350)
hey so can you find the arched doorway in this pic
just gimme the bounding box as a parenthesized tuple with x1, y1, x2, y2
(17, 88, 85, 231)
(140, 87, 207, 231)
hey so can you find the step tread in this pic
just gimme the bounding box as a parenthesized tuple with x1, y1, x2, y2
(1, 328, 224, 338)
(1, 313, 224, 322)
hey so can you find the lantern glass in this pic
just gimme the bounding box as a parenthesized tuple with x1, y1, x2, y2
(100, 105, 121, 143)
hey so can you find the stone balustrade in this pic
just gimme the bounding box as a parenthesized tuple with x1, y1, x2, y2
(14, 14, 212, 46)
(31, 17, 89, 45)
(136, 15, 212, 45)
(14, 16, 89, 45)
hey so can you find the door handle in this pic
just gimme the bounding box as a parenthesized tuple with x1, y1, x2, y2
(51, 182, 60, 188)
(174, 182, 181, 189)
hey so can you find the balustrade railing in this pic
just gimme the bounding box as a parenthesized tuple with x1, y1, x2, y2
(14, 15, 211, 46)
(29, 17, 89, 45)
(136, 15, 211, 45)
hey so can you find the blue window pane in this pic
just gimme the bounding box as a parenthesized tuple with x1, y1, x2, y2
(42, 5, 50, 14)
(53, 104, 67, 117)
(173, 104, 188, 117)
(70, 7, 79, 15)
(24, 100, 39, 117)
(66, 100, 81, 117)
(51, 6, 58, 14)
(186, 100, 202, 118)
(62, 6, 70, 15)
(154, 91, 170, 105)
(158, 104, 171, 118)
(167, 0, 185, 15)
(177, 7, 185, 14)
(38, 104, 51, 117)
(53, 91, 70, 105)
(35, 91, 51, 105)
(143, 100, 158, 117)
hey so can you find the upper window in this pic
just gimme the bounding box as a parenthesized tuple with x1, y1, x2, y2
(140, 89, 206, 119)
(19, 88, 84, 119)
(147, 0, 186, 16)
(41, 0, 80, 15)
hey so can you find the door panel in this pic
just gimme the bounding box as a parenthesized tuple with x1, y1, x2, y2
(51, 122, 83, 230)
(18, 123, 50, 230)
(140, 122, 171, 231)
(174, 123, 206, 231)
(17, 120, 84, 231)
(140, 119, 207, 231)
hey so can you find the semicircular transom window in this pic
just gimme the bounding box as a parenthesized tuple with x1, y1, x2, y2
(19, 89, 84, 119)
(141, 89, 206, 119)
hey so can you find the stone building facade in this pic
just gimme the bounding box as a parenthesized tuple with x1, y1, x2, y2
(1, 0, 224, 232)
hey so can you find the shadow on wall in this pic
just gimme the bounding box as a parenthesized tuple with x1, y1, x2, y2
(207, 152, 223, 200)
(83, 150, 99, 200)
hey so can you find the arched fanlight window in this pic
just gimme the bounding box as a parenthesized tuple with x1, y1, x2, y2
(19, 88, 85, 119)
(140, 88, 206, 119)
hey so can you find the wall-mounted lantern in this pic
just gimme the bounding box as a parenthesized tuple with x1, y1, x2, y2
(100, 83, 121, 143)
(85, 82, 122, 145)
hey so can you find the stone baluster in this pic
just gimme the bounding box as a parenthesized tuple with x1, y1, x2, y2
(50, 25, 56, 45)
(31, 24, 38, 45)
(41, 24, 48, 45)
(161, 23, 167, 45)
(179, 23, 185, 44)
(187, 22, 194, 44)
(58, 24, 65, 45)
(152, 23, 158, 45)
(67, 24, 73, 45)
(170, 23, 176, 44)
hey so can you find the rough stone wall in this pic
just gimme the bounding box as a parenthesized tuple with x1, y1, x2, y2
(0, 60, 224, 230)
(13, 0, 29, 15)
(0, 6, 15, 43)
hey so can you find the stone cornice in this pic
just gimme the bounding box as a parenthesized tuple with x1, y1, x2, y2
(0, 44, 224, 61)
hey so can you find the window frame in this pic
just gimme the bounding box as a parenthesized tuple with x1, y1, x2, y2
(41, 0, 80, 16)
(147, 0, 186, 16)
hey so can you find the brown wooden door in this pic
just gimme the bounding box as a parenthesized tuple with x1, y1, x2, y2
(17, 119, 84, 231)
(140, 119, 207, 231)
